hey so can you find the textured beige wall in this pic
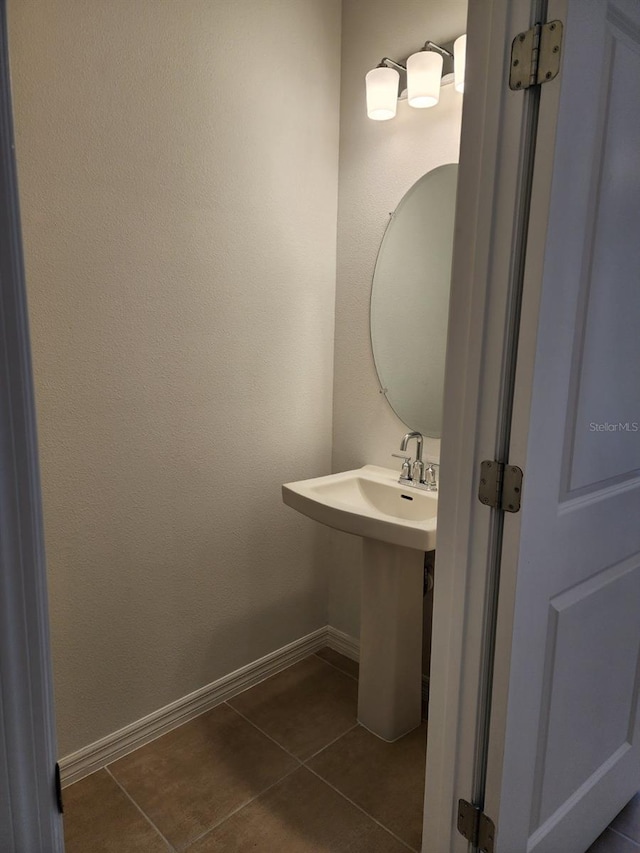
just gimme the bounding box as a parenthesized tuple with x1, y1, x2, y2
(329, 0, 467, 637)
(9, 0, 341, 757)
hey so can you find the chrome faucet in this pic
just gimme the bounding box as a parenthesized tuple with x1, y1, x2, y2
(392, 431, 439, 491)
(401, 431, 424, 485)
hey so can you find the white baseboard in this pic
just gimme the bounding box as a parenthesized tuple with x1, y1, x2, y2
(60, 626, 329, 787)
(325, 625, 360, 661)
(60, 624, 429, 787)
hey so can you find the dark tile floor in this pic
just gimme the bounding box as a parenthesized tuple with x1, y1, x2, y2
(587, 795, 640, 853)
(61, 648, 640, 853)
(62, 649, 424, 852)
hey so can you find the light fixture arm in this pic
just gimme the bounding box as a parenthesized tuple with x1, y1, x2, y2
(422, 40, 453, 59)
(377, 40, 452, 70)
(378, 57, 406, 72)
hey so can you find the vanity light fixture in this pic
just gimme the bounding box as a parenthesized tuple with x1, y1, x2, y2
(365, 36, 467, 120)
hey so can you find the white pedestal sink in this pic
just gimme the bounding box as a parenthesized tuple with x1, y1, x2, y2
(282, 465, 437, 741)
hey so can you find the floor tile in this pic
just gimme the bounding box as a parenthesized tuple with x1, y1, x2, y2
(308, 723, 427, 851)
(341, 828, 410, 853)
(228, 654, 358, 760)
(316, 647, 359, 680)
(586, 828, 640, 852)
(62, 769, 169, 853)
(109, 703, 298, 850)
(185, 767, 408, 852)
(611, 794, 640, 843)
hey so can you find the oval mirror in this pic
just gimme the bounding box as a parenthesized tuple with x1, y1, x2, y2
(370, 163, 458, 438)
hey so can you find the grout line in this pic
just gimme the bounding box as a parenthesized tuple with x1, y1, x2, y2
(304, 765, 419, 852)
(225, 701, 359, 770)
(313, 651, 359, 683)
(303, 722, 360, 763)
(224, 702, 305, 766)
(607, 826, 640, 847)
(223, 703, 418, 853)
(181, 765, 301, 851)
(105, 766, 176, 852)
(174, 704, 304, 850)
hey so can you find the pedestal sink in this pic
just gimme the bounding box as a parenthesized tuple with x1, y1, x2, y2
(282, 465, 437, 741)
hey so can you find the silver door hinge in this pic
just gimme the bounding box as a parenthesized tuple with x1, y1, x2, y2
(509, 20, 563, 90)
(458, 799, 495, 852)
(478, 460, 523, 512)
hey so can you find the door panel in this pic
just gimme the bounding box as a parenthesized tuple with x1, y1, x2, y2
(485, 1, 640, 850)
(567, 6, 640, 492)
(534, 557, 640, 828)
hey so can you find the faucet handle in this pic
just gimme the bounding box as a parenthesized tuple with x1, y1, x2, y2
(391, 453, 412, 481)
(424, 462, 439, 491)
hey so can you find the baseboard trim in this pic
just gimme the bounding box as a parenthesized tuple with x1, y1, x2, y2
(60, 624, 429, 787)
(325, 626, 360, 661)
(60, 626, 328, 787)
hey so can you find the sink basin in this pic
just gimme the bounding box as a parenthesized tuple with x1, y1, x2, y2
(282, 464, 437, 551)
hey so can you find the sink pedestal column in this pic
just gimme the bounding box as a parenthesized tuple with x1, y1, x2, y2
(358, 539, 424, 741)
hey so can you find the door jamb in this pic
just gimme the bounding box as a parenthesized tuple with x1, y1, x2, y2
(0, 1, 64, 849)
(422, 0, 542, 849)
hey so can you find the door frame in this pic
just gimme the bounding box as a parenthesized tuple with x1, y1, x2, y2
(423, 0, 545, 849)
(0, 1, 64, 849)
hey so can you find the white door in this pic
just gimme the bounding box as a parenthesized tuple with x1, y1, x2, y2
(484, 0, 640, 850)
(424, 0, 640, 851)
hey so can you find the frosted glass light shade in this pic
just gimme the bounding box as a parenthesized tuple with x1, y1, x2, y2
(365, 66, 400, 120)
(454, 34, 467, 93)
(407, 50, 442, 108)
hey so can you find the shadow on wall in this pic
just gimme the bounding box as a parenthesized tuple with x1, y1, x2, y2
(174, 589, 327, 701)
(159, 487, 325, 695)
